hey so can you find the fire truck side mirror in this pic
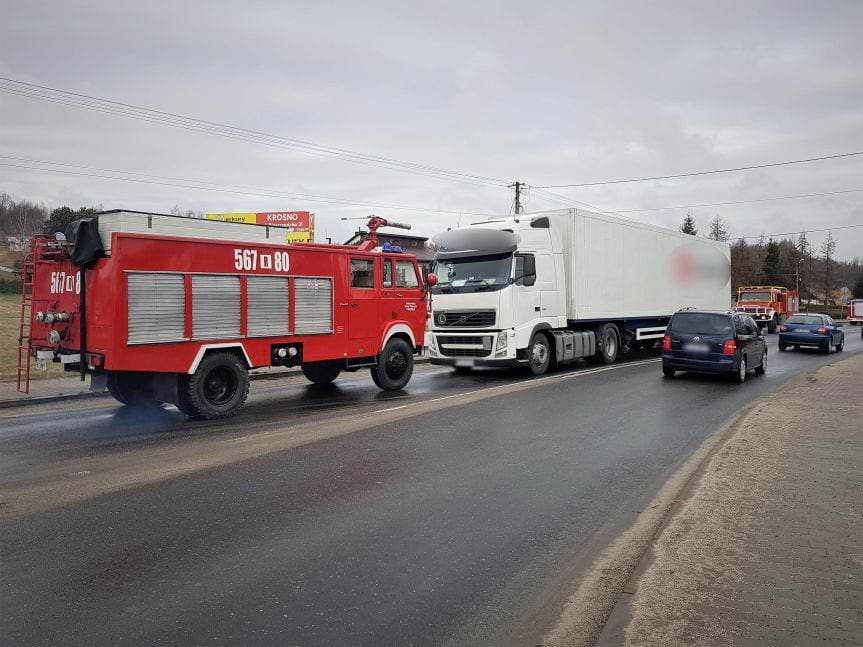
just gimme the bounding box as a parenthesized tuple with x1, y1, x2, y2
(426, 273, 438, 288)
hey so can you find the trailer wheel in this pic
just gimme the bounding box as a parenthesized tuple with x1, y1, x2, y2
(301, 362, 342, 385)
(180, 351, 249, 419)
(767, 316, 778, 334)
(591, 323, 620, 365)
(527, 333, 551, 375)
(107, 373, 158, 407)
(371, 337, 414, 391)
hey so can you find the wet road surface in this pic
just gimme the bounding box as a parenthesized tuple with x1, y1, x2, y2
(2, 331, 861, 646)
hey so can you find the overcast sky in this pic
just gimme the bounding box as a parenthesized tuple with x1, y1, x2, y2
(1, 1, 861, 259)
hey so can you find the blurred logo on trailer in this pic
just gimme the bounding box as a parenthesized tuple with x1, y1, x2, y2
(669, 243, 730, 290)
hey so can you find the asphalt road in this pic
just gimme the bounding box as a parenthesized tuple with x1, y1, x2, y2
(2, 330, 861, 646)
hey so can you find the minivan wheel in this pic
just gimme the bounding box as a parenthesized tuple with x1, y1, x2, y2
(734, 357, 747, 384)
(778, 342, 788, 351)
(836, 338, 844, 352)
(755, 350, 767, 375)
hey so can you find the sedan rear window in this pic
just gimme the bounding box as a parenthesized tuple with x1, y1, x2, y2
(786, 315, 823, 325)
(670, 313, 733, 335)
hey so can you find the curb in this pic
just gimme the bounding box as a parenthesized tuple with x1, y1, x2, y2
(0, 357, 431, 410)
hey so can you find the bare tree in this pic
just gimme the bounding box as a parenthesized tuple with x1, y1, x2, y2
(707, 215, 729, 241)
(820, 232, 837, 305)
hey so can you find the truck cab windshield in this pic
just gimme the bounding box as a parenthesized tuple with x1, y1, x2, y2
(431, 253, 512, 293)
(739, 292, 773, 301)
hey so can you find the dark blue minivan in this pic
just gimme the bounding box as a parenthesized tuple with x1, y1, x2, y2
(662, 309, 767, 383)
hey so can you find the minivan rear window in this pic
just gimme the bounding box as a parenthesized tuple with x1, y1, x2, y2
(786, 315, 823, 325)
(670, 313, 733, 335)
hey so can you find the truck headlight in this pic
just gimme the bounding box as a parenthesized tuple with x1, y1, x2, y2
(496, 331, 507, 350)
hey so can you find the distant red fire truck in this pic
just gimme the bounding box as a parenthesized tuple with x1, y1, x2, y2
(734, 285, 799, 333)
(848, 299, 863, 325)
(17, 211, 428, 419)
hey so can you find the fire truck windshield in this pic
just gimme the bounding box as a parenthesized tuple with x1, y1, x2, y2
(430, 253, 513, 293)
(739, 291, 773, 302)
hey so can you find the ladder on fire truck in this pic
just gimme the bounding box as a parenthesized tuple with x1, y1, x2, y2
(16, 244, 35, 394)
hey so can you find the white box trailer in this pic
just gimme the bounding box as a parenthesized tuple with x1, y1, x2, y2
(427, 208, 731, 373)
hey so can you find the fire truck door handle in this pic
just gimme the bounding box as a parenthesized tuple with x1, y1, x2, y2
(396, 292, 404, 297)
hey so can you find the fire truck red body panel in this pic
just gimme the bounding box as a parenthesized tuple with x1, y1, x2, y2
(29, 231, 427, 373)
(22, 212, 427, 417)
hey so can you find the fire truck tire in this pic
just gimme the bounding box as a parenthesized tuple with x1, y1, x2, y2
(180, 352, 249, 419)
(107, 373, 158, 407)
(767, 317, 778, 334)
(301, 362, 342, 385)
(370, 337, 414, 391)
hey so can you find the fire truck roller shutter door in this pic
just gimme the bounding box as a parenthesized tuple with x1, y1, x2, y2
(247, 276, 291, 337)
(127, 272, 187, 344)
(294, 277, 333, 334)
(192, 275, 241, 340)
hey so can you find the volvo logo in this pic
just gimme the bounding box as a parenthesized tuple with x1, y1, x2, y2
(436, 313, 447, 326)
(693, 336, 700, 342)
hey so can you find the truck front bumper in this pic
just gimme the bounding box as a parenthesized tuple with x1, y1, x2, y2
(430, 357, 526, 368)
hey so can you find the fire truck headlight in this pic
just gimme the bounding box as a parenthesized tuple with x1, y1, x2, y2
(44, 312, 56, 323)
(288, 347, 298, 357)
(35, 311, 45, 322)
(47, 330, 61, 345)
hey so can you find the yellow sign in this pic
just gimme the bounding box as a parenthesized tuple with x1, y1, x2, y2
(206, 211, 315, 243)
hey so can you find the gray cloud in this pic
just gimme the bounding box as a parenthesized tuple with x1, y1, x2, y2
(1, 0, 861, 257)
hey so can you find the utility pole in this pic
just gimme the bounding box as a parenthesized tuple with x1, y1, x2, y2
(796, 257, 804, 312)
(508, 181, 524, 214)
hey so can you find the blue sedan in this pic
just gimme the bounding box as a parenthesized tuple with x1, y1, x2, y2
(778, 313, 844, 353)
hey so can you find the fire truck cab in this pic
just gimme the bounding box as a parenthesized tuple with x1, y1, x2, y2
(19, 211, 428, 419)
(848, 298, 863, 325)
(734, 285, 799, 333)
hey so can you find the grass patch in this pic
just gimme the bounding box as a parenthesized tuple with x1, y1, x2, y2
(0, 293, 67, 382)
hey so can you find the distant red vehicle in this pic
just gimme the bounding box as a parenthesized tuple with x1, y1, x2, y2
(848, 299, 863, 325)
(18, 211, 428, 419)
(735, 285, 799, 333)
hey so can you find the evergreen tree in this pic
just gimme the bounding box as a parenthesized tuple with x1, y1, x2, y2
(679, 212, 697, 235)
(762, 239, 781, 284)
(44, 206, 99, 234)
(853, 273, 863, 299)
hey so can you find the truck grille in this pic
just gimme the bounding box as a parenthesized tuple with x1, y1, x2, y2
(437, 334, 491, 358)
(433, 310, 496, 328)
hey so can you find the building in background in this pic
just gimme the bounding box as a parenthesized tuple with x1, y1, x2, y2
(205, 211, 314, 243)
(344, 230, 434, 274)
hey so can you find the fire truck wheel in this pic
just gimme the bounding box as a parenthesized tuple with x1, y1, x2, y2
(371, 337, 414, 391)
(182, 352, 249, 419)
(767, 317, 778, 334)
(107, 373, 158, 407)
(301, 362, 342, 385)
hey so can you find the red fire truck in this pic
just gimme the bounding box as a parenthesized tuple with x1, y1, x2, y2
(17, 211, 428, 419)
(734, 285, 799, 333)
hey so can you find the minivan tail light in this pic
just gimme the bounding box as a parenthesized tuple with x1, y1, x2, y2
(817, 327, 828, 334)
(662, 335, 671, 351)
(722, 339, 737, 355)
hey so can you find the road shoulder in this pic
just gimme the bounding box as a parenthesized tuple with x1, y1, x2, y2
(597, 353, 863, 646)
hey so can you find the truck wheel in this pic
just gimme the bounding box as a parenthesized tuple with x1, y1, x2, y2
(302, 362, 342, 385)
(767, 317, 778, 334)
(527, 333, 551, 375)
(591, 323, 620, 365)
(179, 351, 249, 419)
(107, 373, 158, 407)
(371, 337, 414, 391)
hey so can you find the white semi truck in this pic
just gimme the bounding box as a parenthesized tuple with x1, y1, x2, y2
(426, 208, 731, 374)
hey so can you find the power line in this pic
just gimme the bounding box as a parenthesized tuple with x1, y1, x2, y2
(0, 156, 499, 217)
(0, 76, 509, 190)
(534, 150, 863, 188)
(610, 187, 863, 213)
(736, 223, 863, 241)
